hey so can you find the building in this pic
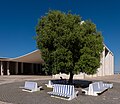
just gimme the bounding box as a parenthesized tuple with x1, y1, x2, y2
(0, 45, 114, 79)
(53, 45, 114, 79)
(0, 50, 43, 75)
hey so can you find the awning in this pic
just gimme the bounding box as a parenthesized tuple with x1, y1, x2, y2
(9, 50, 44, 63)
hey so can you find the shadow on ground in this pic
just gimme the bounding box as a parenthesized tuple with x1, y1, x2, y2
(51, 79, 92, 88)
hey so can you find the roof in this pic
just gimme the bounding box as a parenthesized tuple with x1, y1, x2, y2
(0, 50, 44, 64)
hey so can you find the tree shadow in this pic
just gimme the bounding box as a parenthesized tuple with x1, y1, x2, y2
(73, 80, 92, 88)
(51, 79, 92, 88)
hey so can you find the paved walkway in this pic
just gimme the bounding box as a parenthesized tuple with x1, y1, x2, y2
(0, 75, 120, 104)
(0, 75, 52, 85)
(85, 74, 120, 83)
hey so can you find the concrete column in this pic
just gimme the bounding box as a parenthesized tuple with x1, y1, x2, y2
(110, 53, 112, 75)
(112, 54, 114, 75)
(109, 54, 111, 75)
(97, 55, 102, 77)
(108, 52, 111, 75)
(21, 62, 23, 74)
(1, 61, 3, 76)
(105, 52, 110, 75)
(7, 61, 10, 75)
(102, 47, 105, 76)
(16, 62, 18, 75)
(109, 53, 112, 75)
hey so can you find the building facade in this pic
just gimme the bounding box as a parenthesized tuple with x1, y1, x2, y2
(0, 50, 44, 75)
(53, 45, 114, 79)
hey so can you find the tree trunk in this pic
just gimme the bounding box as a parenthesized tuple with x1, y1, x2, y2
(68, 72, 74, 84)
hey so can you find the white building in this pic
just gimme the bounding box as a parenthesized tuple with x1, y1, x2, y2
(53, 45, 114, 79)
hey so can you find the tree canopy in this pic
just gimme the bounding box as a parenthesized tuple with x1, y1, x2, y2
(36, 10, 104, 82)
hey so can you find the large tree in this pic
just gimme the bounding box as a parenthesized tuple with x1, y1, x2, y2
(36, 10, 104, 83)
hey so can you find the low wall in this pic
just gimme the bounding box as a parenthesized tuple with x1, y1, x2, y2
(52, 72, 99, 79)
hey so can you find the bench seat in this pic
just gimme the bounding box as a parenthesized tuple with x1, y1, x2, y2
(48, 92, 72, 97)
(45, 80, 54, 88)
(82, 81, 112, 96)
(47, 84, 78, 100)
(20, 81, 42, 92)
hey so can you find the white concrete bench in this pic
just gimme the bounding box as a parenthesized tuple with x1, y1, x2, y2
(20, 81, 42, 92)
(47, 84, 79, 100)
(82, 81, 113, 96)
(45, 80, 54, 88)
(104, 82, 113, 89)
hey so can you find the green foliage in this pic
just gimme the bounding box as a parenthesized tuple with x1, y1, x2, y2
(36, 10, 104, 76)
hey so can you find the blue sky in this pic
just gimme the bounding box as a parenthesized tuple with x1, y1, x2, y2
(0, 0, 120, 72)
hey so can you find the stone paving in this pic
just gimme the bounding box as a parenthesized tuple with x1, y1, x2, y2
(85, 74, 120, 83)
(0, 75, 120, 104)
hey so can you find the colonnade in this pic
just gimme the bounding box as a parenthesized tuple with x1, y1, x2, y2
(0, 61, 41, 75)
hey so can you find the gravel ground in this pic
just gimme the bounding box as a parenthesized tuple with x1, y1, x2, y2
(0, 80, 119, 104)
